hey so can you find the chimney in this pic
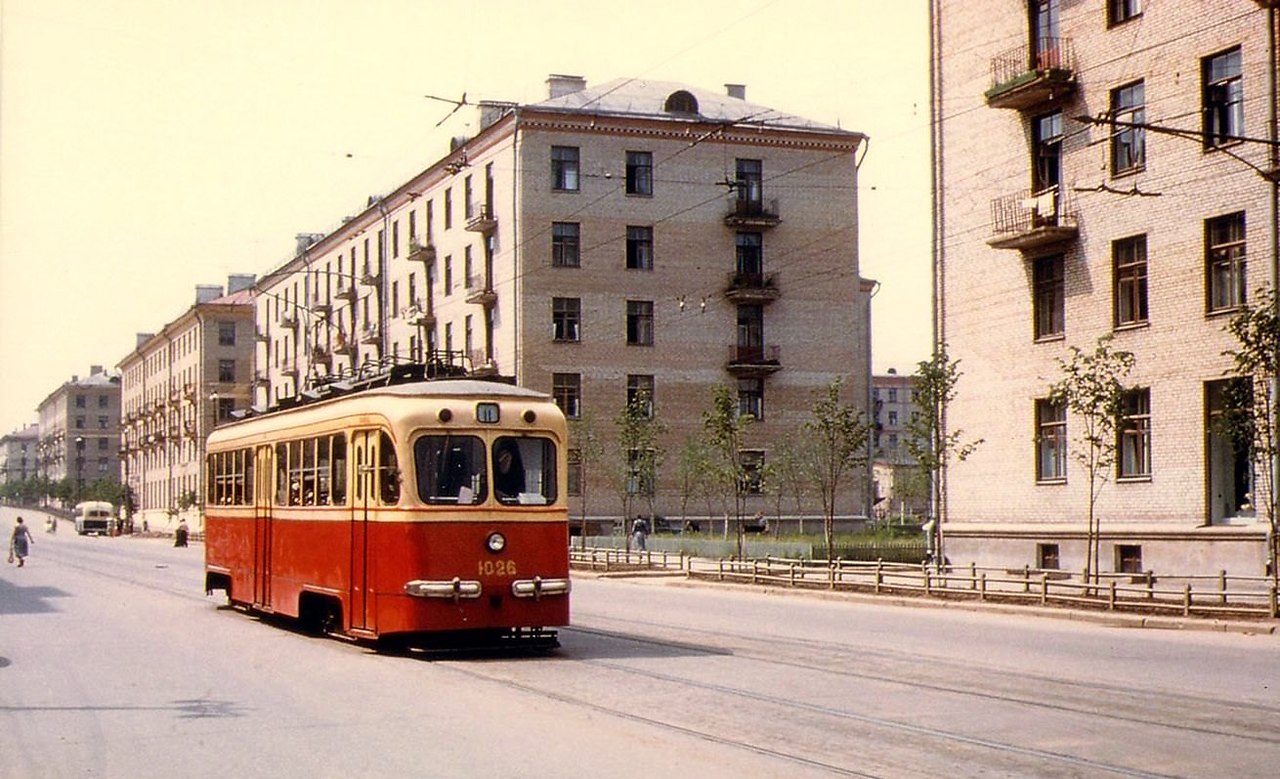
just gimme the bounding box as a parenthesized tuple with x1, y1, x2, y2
(196, 285, 224, 305)
(478, 100, 517, 131)
(295, 233, 323, 255)
(90, 365, 103, 376)
(546, 74, 587, 99)
(725, 83, 746, 100)
(227, 274, 256, 294)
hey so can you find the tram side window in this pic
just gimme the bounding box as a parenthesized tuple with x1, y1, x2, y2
(331, 434, 347, 504)
(206, 448, 253, 506)
(415, 435, 486, 504)
(378, 430, 401, 505)
(492, 437, 558, 505)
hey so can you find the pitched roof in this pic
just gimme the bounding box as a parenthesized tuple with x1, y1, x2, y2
(529, 78, 859, 137)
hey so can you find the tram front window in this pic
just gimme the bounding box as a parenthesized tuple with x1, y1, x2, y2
(415, 435, 487, 504)
(491, 437, 558, 505)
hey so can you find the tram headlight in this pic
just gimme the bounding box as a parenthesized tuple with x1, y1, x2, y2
(486, 532, 507, 554)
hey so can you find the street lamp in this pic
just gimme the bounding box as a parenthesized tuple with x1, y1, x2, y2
(74, 435, 85, 505)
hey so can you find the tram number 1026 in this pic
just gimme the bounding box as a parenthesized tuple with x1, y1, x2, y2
(479, 559, 518, 577)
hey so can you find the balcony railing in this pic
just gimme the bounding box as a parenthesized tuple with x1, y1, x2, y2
(279, 312, 298, 329)
(359, 266, 380, 286)
(724, 271, 780, 304)
(986, 38, 1076, 110)
(726, 344, 782, 376)
(465, 205, 498, 234)
(404, 303, 435, 327)
(724, 198, 781, 228)
(360, 325, 380, 345)
(408, 241, 437, 263)
(988, 187, 1079, 251)
(335, 285, 358, 301)
(466, 286, 498, 307)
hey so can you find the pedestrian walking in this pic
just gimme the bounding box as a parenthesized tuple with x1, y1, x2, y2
(632, 516, 649, 552)
(174, 519, 190, 548)
(10, 517, 34, 567)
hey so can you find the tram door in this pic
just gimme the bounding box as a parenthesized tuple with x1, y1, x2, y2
(350, 429, 378, 632)
(252, 444, 274, 609)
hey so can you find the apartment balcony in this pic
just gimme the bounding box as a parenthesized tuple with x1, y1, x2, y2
(723, 271, 780, 305)
(726, 344, 782, 377)
(309, 346, 331, 366)
(724, 198, 781, 229)
(469, 349, 499, 377)
(255, 330, 268, 342)
(281, 359, 299, 378)
(466, 286, 498, 308)
(408, 241, 437, 263)
(465, 205, 498, 234)
(985, 38, 1077, 110)
(360, 325, 380, 345)
(988, 187, 1079, 251)
(359, 266, 380, 286)
(279, 311, 299, 330)
(335, 285, 358, 302)
(404, 304, 435, 328)
(309, 295, 331, 315)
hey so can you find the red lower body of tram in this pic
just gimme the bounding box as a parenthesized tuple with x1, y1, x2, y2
(204, 509, 570, 646)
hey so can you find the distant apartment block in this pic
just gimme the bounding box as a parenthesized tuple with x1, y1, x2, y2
(117, 277, 255, 529)
(0, 425, 39, 485)
(36, 366, 121, 491)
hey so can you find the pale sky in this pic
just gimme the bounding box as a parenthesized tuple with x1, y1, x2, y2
(0, 0, 932, 435)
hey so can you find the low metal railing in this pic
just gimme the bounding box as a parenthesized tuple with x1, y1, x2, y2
(569, 547, 1279, 620)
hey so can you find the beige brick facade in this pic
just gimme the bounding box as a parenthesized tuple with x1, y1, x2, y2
(255, 76, 875, 524)
(931, 2, 1280, 574)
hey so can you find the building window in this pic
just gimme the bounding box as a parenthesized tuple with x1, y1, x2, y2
(444, 188, 453, 230)
(552, 146, 580, 191)
(740, 450, 765, 494)
(1036, 398, 1066, 482)
(444, 256, 453, 295)
(1203, 47, 1243, 149)
(1118, 388, 1151, 479)
(735, 159, 763, 206)
(1110, 81, 1145, 175)
(218, 321, 236, 346)
(217, 397, 235, 421)
(626, 374, 655, 417)
(626, 226, 653, 270)
(552, 222, 581, 268)
(1107, 0, 1140, 26)
(736, 232, 762, 276)
(1207, 212, 1246, 313)
(1037, 543, 1061, 570)
(1115, 544, 1143, 573)
(1033, 254, 1065, 340)
(75, 395, 86, 408)
(1113, 235, 1148, 327)
(626, 151, 653, 196)
(626, 300, 654, 346)
(887, 411, 898, 425)
(552, 373, 581, 418)
(738, 378, 764, 420)
(1032, 112, 1062, 193)
(552, 297, 581, 342)
(218, 359, 236, 383)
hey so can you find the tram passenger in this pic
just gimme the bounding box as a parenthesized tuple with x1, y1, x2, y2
(493, 440, 526, 503)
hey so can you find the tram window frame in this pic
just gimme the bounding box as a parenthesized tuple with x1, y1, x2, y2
(491, 436, 558, 505)
(378, 430, 401, 505)
(206, 447, 253, 506)
(414, 434, 487, 505)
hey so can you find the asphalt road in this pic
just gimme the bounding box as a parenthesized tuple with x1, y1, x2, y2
(2, 506, 1277, 778)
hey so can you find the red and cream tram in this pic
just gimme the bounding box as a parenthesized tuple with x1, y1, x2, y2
(203, 371, 570, 647)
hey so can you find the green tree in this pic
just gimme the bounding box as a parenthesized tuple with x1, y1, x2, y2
(1048, 334, 1135, 584)
(904, 344, 983, 565)
(1222, 285, 1279, 584)
(674, 435, 716, 532)
(702, 384, 752, 554)
(568, 411, 607, 546)
(803, 378, 873, 560)
(615, 389, 665, 549)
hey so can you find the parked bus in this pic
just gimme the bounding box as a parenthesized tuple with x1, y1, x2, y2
(203, 367, 570, 648)
(75, 501, 115, 535)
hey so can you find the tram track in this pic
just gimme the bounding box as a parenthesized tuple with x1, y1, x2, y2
(566, 615, 1280, 747)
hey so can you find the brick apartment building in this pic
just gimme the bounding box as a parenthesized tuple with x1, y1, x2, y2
(254, 75, 875, 523)
(930, 2, 1279, 573)
(117, 278, 255, 530)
